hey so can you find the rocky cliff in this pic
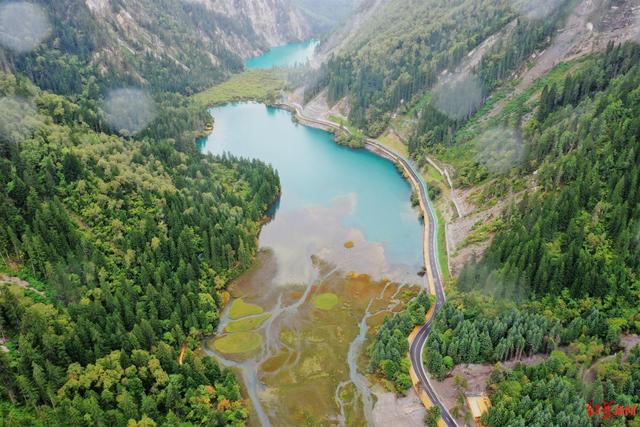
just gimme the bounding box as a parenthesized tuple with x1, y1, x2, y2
(192, 0, 311, 57)
(1, 0, 313, 94)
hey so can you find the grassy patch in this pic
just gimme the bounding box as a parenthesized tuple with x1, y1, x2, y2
(455, 83, 514, 142)
(409, 90, 433, 116)
(229, 298, 264, 320)
(460, 217, 504, 249)
(225, 313, 271, 333)
(377, 132, 409, 157)
(434, 207, 450, 282)
(213, 332, 263, 354)
(193, 70, 286, 107)
(422, 163, 447, 186)
(313, 293, 339, 310)
(487, 59, 584, 128)
(328, 115, 365, 139)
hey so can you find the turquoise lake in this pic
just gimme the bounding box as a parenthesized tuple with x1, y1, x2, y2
(244, 39, 319, 69)
(203, 102, 423, 285)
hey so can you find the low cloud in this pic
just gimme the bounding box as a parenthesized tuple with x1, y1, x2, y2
(0, 96, 40, 144)
(510, 0, 564, 20)
(103, 88, 156, 136)
(474, 127, 524, 174)
(432, 73, 483, 121)
(0, 2, 51, 53)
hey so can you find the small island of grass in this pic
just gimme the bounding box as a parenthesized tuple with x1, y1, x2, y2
(213, 332, 263, 354)
(229, 298, 264, 319)
(313, 293, 339, 310)
(225, 313, 271, 332)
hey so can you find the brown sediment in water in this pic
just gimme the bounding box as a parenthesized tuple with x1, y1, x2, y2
(207, 237, 422, 425)
(255, 264, 419, 424)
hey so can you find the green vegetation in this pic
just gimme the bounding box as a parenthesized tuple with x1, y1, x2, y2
(328, 115, 367, 148)
(458, 43, 640, 302)
(225, 313, 272, 333)
(328, 115, 363, 138)
(409, 0, 572, 152)
(425, 300, 618, 379)
(483, 351, 592, 426)
(425, 43, 640, 426)
(229, 298, 265, 320)
(213, 332, 263, 354)
(307, 0, 516, 134)
(0, 67, 279, 424)
(193, 70, 287, 107)
(377, 132, 409, 157)
(424, 405, 442, 427)
(313, 293, 339, 310)
(6, 1, 252, 96)
(307, 0, 576, 138)
(459, 218, 504, 249)
(368, 292, 432, 393)
(434, 208, 450, 282)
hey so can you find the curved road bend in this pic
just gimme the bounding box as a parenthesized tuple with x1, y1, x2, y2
(283, 103, 458, 427)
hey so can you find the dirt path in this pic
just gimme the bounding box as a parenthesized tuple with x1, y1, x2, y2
(0, 274, 44, 297)
(178, 338, 188, 365)
(582, 334, 640, 383)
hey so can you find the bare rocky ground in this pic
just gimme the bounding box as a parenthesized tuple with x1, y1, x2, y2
(432, 334, 640, 425)
(440, 0, 640, 272)
(446, 207, 500, 277)
(288, 87, 350, 121)
(429, 355, 547, 426)
(446, 185, 529, 276)
(371, 385, 426, 427)
(489, 0, 640, 119)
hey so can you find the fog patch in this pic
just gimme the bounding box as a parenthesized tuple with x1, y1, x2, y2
(103, 88, 156, 136)
(0, 96, 40, 144)
(510, 0, 563, 20)
(432, 73, 483, 121)
(0, 2, 51, 53)
(475, 127, 524, 174)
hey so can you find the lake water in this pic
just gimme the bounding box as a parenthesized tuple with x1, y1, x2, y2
(203, 102, 422, 281)
(201, 102, 423, 426)
(245, 39, 319, 69)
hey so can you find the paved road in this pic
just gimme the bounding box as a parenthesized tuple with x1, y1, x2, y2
(284, 103, 458, 427)
(368, 139, 457, 427)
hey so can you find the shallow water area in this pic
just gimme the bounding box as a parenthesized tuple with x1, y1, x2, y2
(201, 102, 424, 425)
(245, 39, 319, 69)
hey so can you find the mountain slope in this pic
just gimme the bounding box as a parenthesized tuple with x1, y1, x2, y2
(0, 69, 280, 425)
(1, 0, 312, 95)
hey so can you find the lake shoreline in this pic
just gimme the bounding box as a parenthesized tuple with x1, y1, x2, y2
(203, 99, 445, 424)
(273, 101, 453, 422)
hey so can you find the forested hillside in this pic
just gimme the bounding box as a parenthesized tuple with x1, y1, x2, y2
(306, 0, 574, 136)
(0, 0, 311, 96)
(0, 2, 299, 424)
(424, 44, 640, 426)
(291, 0, 355, 35)
(0, 68, 280, 424)
(457, 43, 640, 303)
